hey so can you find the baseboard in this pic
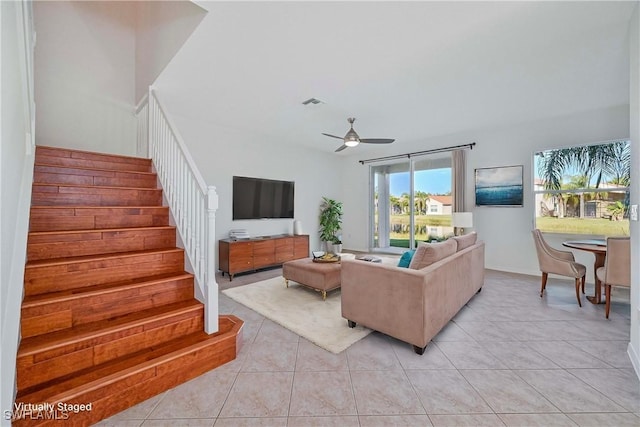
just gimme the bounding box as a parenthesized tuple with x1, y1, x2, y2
(629, 342, 640, 381)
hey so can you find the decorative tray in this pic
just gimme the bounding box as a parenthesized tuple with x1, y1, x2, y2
(312, 254, 340, 263)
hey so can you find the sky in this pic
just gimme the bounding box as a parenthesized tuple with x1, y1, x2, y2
(389, 168, 451, 196)
(475, 166, 522, 188)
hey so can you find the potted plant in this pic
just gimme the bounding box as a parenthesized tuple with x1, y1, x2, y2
(319, 197, 343, 253)
(332, 237, 343, 254)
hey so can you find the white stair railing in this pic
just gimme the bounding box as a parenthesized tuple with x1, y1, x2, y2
(143, 87, 218, 334)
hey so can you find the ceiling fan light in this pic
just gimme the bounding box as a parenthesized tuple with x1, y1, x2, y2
(345, 129, 360, 147)
(345, 138, 359, 147)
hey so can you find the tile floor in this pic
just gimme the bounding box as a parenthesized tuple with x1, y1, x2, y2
(98, 268, 639, 426)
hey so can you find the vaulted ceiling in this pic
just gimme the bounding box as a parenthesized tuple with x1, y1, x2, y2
(156, 1, 635, 155)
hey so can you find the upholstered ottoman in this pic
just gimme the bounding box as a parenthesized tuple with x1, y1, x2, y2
(282, 258, 341, 300)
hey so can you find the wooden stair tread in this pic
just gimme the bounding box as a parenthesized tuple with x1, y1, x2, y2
(17, 315, 242, 401)
(25, 247, 184, 269)
(32, 182, 160, 192)
(34, 162, 156, 176)
(18, 300, 202, 357)
(28, 225, 175, 237)
(30, 205, 167, 211)
(22, 272, 194, 307)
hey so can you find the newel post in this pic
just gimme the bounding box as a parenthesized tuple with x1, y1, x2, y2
(204, 185, 219, 334)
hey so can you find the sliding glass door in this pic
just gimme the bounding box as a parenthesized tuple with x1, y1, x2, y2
(371, 154, 453, 251)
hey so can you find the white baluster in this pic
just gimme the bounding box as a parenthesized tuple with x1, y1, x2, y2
(148, 89, 217, 335)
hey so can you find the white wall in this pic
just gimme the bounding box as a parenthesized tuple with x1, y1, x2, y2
(341, 104, 629, 282)
(1, 1, 35, 423)
(135, 1, 206, 103)
(167, 111, 344, 263)
(34, 1, 136, 155)
(628, 2, 639, 378)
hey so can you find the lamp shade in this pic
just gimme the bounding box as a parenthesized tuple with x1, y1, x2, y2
(452, 212, 473, 228)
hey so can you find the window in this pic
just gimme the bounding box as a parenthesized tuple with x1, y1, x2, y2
(371, 155, 452, 250)
(534, 140, 630, 236)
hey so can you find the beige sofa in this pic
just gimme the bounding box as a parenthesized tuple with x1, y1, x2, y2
(341, 235, 485, 354)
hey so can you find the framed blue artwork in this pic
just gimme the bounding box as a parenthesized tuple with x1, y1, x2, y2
(475, 165, 523, 207)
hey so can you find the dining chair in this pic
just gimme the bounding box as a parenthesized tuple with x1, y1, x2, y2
(596, 237, 630, 319)
(531, 229, 587, 306)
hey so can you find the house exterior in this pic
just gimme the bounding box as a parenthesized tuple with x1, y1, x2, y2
(427, 195, 453, 215)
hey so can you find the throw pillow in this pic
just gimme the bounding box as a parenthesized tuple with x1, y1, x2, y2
(452, 232, 477, 251)
(397, 250, 415, 268)
(409, 239, 457, 270)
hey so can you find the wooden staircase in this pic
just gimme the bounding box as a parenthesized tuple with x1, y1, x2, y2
(14, 146, 242, 426)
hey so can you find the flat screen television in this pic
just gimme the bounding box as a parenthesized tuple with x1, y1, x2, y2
(233, 176, 295, 220)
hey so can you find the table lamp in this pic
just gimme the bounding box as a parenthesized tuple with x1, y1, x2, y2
(452, 212, 473, 236)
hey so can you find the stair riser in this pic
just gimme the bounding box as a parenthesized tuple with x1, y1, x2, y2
(24, 251, 185, 296)
(21, 277, 194, 338)
(35, 154, 152, 173)
(36, 146, 152, 173)
(36, 146, 152, 165)
(32, 185, 163, 207)
(29, 207, 169, 232)
(17, 307, 204, 390)
(13, 319, 240, 427)
(34, 166, 157, 189)
(27, 228, 176, 261)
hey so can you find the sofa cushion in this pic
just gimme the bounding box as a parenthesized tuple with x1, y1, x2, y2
(397, 250, 416, 268)
(409, 239, 457, 270)
(452, 232, 477, 251)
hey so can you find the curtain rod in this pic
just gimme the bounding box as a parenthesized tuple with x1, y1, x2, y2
(358, 142, 476, 165)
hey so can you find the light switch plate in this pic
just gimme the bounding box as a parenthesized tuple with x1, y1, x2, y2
(631, 204, 638, 221)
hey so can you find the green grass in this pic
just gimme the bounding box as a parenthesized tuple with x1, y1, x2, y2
(379, 215, 629, 248)
(535, 217, 629, 236)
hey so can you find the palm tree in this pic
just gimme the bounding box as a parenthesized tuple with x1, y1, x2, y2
(389, 195, 401, 214)
(603, 141, 630, 186)
(536, 141, 630, 191)
(414, 191, 430, 215)
(563, 175, 588, 218)
(399, 193, 410, 214)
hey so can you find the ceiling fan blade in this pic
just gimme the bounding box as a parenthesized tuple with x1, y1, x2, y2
(322, 133, 344, 140)
(335, 144, 348, 152)
(360, 138, 395, 144)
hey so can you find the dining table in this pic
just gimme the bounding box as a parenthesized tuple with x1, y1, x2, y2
(562, 239, 607, 304)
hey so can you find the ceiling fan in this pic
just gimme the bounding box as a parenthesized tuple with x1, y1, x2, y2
(322, 118, 395, 152)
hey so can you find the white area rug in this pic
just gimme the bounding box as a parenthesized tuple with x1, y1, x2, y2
(222, 276, 372, 354)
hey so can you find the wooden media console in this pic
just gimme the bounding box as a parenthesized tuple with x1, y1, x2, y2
(219, 234, 309, 280)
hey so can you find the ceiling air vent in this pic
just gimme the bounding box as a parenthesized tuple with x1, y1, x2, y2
(302, 97, 323, 105)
